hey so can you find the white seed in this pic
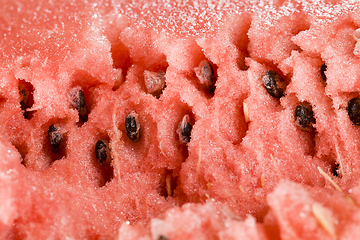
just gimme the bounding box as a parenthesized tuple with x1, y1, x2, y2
(312, 203, 336, 239)
(317, 167, 342, 192)
(243, 102, 249, 122)
(113, 68, 124, 90)
(353, 28, 360, 41)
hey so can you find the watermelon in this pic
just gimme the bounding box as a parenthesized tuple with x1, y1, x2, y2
(1, 0, 360, 239)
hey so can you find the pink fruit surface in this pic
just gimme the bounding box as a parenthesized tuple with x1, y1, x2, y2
(1, 0, 360, 239)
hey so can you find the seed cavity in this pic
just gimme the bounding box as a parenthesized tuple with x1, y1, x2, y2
(18, 80, 34, 119)
(158, 235, 168, 240)
(144, 70, 166, 98)
(332, 163, 340, 177)
(19, 83, 29, 111)
(177, 114, 192, 144)
(195, 60, 216, 92)
(159, 170, 177, 198)
(69, 88, 88, 122)
(125, 111, 140, 142)
(295, 102, 315, 131)
(321, 63, 327, 82)
(262, 70, 287, 98)
(95, 139, 111, 166)
(347, 97, 360, 126)
(48, 124, 63, 153)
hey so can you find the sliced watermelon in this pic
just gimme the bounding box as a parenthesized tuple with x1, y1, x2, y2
(1, 0, 360, 239)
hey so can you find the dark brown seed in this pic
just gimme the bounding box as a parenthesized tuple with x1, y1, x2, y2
(125, 111, 140, 142)
(48, 124, 63, 153)
(177, 115, 192, 144)
(347, 97, 360, 126)
(262, 70, 287, 98)
(295, 102, 315, 131)
(144, 70, 166, 98)
(321, 63, 327, 82)
(195, 60, 216, 92)
(165, 173, 173, 197)
(70, 88, 88, 122)
(95, 139, 111, 165)
(158, 236, 168, 240)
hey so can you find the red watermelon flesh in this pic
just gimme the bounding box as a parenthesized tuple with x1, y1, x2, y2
(1, 0, 360, 239)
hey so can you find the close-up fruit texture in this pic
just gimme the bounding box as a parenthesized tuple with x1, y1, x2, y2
(2, 0, 360, 239)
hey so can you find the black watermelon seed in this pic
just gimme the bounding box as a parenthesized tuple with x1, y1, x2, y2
(125, 111, 140, 142)
(321, 63, 327, 82)
(195, 60, 216, 92)
(144, 70, 166, 98)
(95, 139, 111, 165)
(48, 124, 63, 153)
(347, 97, 360, 126)
(178, 114, 192, 144)
(70, 89, 88, 122)
(262, 70, 287, 98)
(295, 102, 315, 131)
(158, 236, 168, 240)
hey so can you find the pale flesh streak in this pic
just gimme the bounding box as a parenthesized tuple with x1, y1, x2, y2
(312, 203, 336, 239)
